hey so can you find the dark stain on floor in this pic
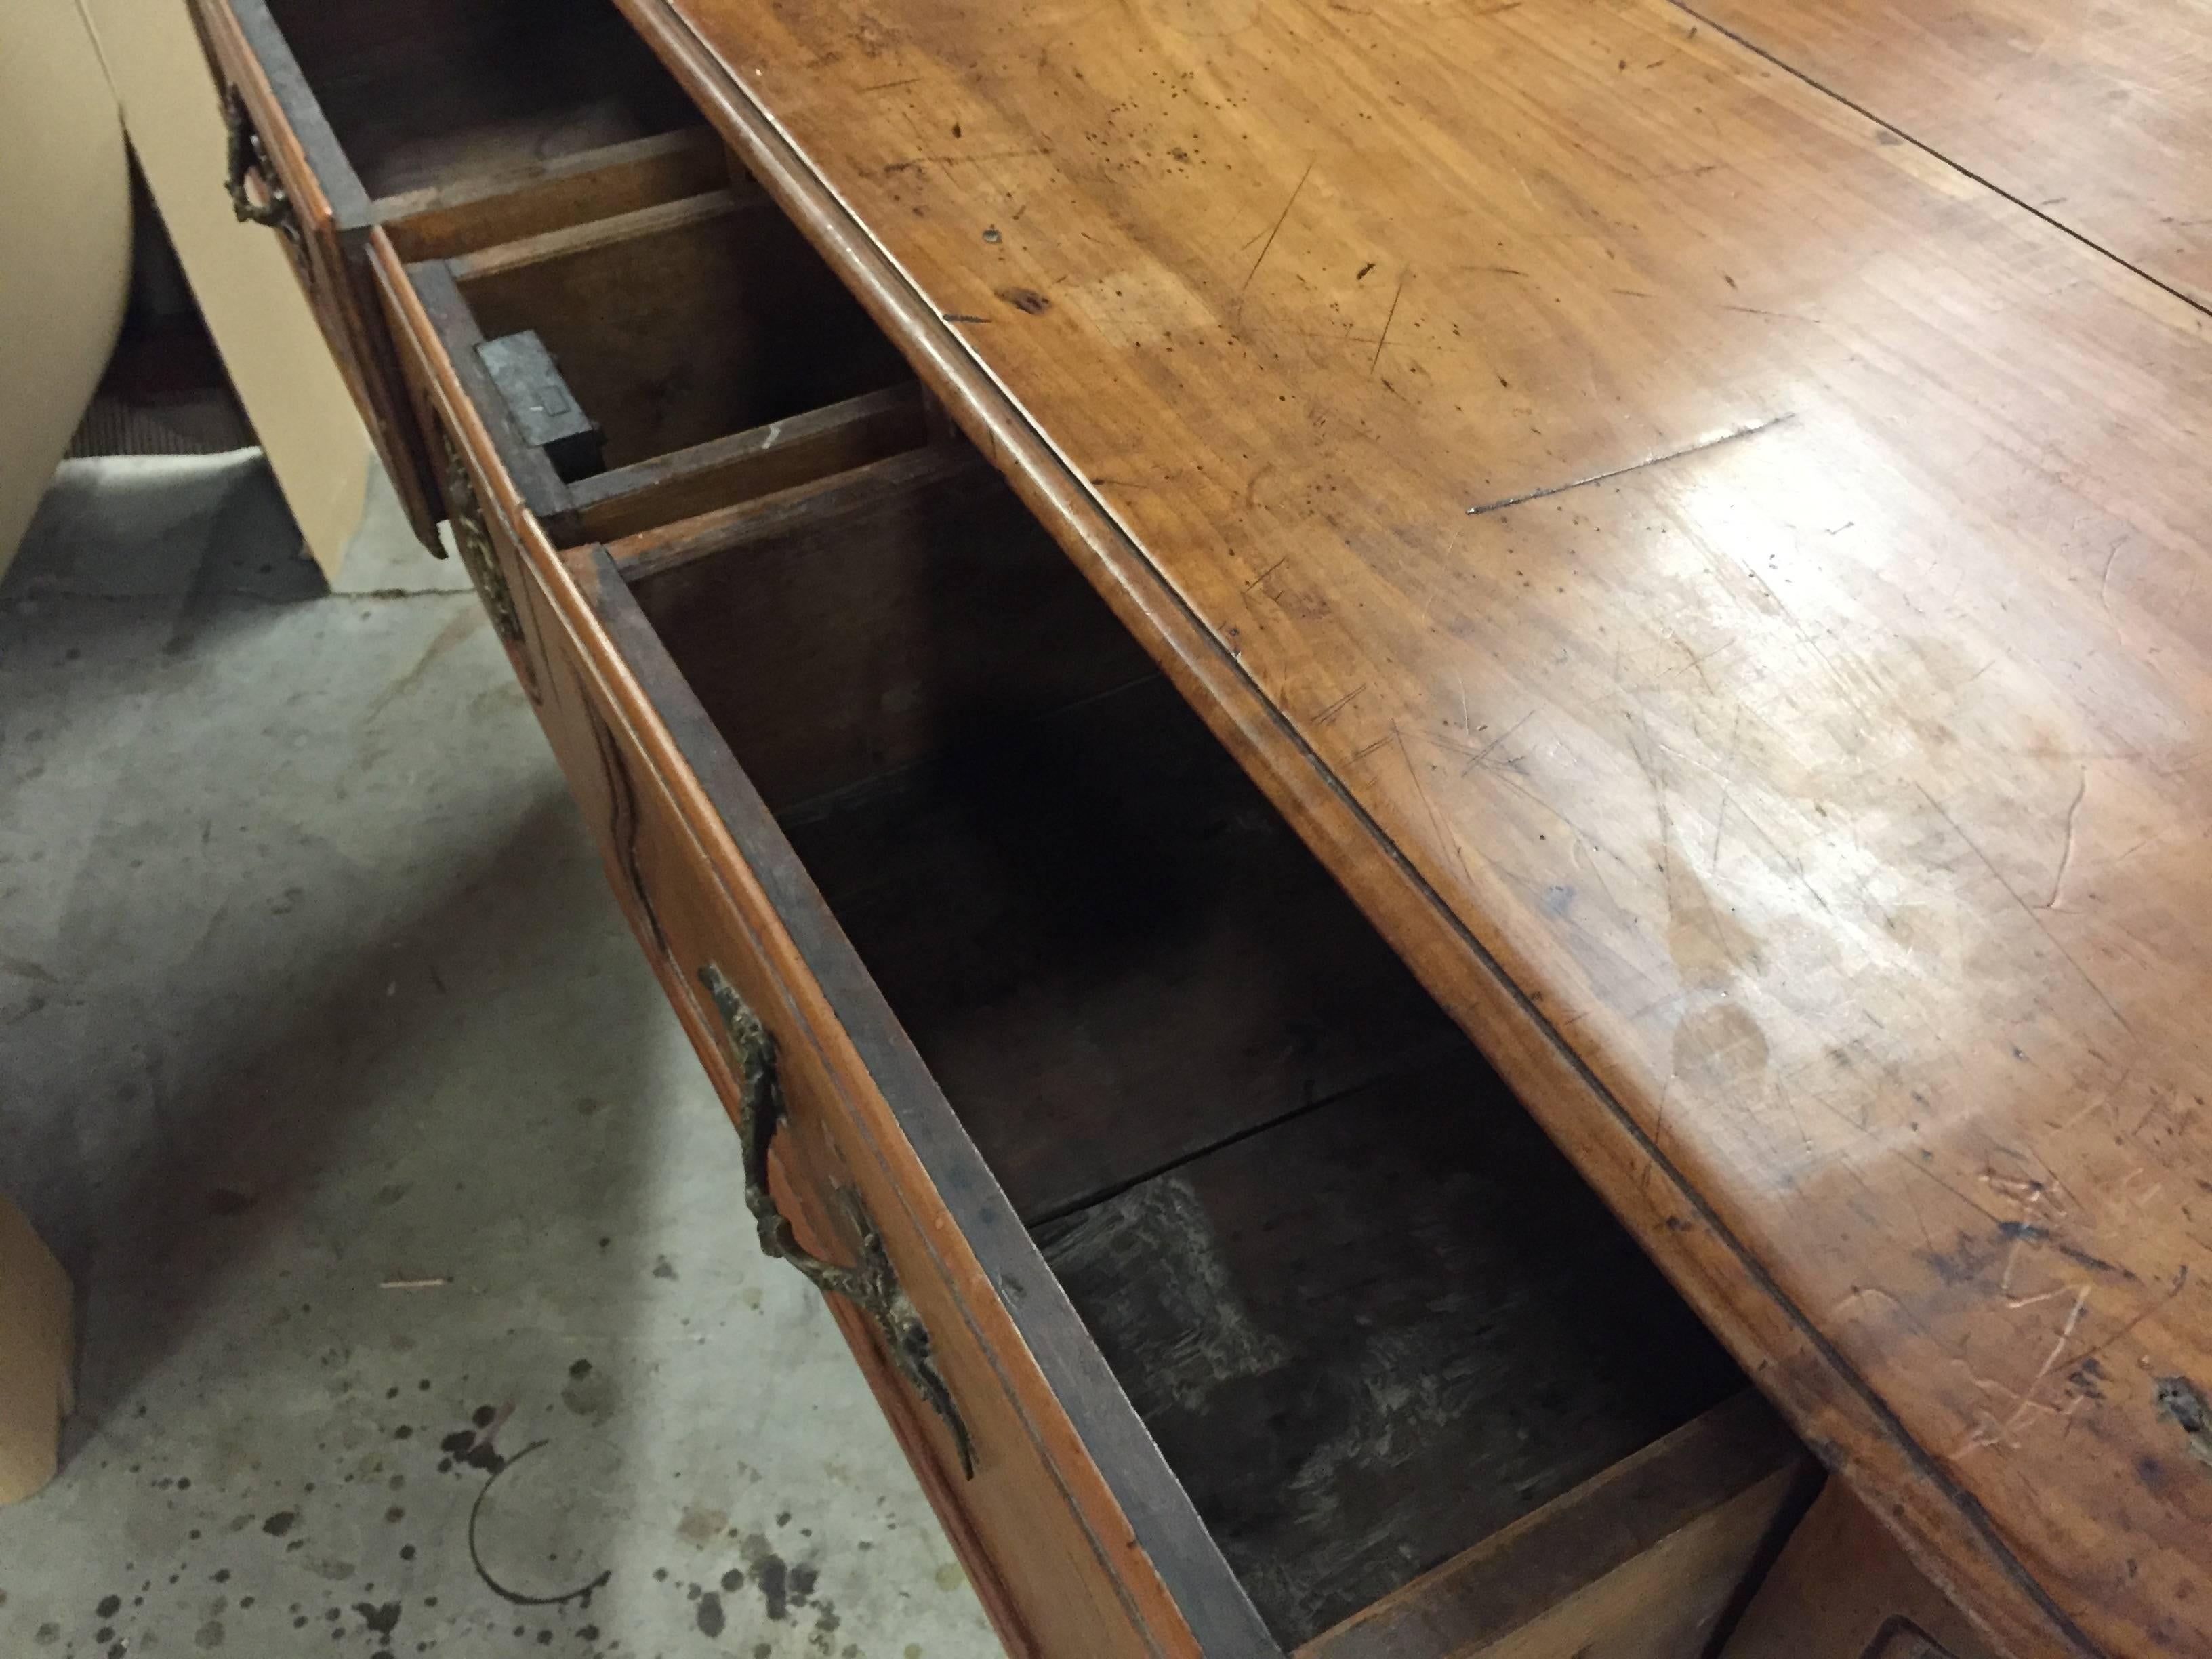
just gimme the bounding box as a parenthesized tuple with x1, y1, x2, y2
(695, 1590, 726, 1637)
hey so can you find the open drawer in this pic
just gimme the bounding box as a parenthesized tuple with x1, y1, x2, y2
(371, 176, 920, 550)
(452, 413, 1821, 1651)
(185, 0, 729, 542)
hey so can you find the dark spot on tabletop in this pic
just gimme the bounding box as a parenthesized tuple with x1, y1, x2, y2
(790, 1563, 817, 1603)
(354, 1600, 402, 1638)
(720, 1568, 744, 1593)
(981, 226, 1001, 244)
(262, 1511, 298, 1538)
(651, 1256, 677, 1281)
(96, 1595, 122, 1618)
(695, 1591, 726, 1639)
(996, 286, 1050, 315)
(472, 1404, 497, 1428)
(2155, 1374, 2212, 1467)
(194, 1618, 225, 1650)
(1918, 1232, 1996, 1288)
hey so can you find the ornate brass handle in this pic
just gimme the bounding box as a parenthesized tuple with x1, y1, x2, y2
(222, 86, 299, 242)
(699, 964, 976, 1478)
(436, 428, 529, 653)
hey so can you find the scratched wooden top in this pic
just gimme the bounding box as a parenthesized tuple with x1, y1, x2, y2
(659, 0, 2212, 1651)
(1685, 0, 2212, 310)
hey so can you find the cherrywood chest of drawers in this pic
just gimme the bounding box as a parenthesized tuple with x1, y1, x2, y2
(180, 1, 2092, 1652)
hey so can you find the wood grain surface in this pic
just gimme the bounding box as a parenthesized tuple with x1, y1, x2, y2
(1684, 0, 2212, 309)
(634, 0, 2212, 1652)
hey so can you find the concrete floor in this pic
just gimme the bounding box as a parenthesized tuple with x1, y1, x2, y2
(0, 454, 996, 1659)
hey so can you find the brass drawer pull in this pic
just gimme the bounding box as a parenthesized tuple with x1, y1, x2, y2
(222, 86, 299, 243)
(699, 964, 977, 1478)
(436, 428, 527, 648)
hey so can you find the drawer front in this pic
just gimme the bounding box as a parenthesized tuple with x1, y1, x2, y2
(523, 544, 1237, 1658)
(187, 0, 445, 546)
(378, 214, 1257, 1654)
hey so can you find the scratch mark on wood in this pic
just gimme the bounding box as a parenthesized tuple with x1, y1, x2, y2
(1463, 708, 1534, 775)
(2043, 767, 2088, 909)
(1370, 271, 1407, 376)
(1711, 707, 1743, 872)
(1312, 683, 1368, 726)
(2098, 535, 2127, 615)
(1242, 157, 1317, 294)
(1467, 414, 1794, 515)
(1915, 782, 2133, 1038)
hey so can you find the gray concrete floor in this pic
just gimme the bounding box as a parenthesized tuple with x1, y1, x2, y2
(0, 455, 996, 1659)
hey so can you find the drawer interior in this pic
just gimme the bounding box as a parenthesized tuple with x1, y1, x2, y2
(262, 0, 697, 201)
(609, 457, 1755, 1648)
(401, 187, 920, 544)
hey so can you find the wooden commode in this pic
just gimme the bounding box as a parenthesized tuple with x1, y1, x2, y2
(185, 0, 2212, 1654)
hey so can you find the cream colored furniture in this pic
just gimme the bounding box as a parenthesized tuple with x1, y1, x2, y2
(0, 0, 129, 583)
(66, 0, 464, 592)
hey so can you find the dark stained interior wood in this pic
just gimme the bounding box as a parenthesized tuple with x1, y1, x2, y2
(263, 0, 697, 200)
(455, 190, 910, 469)
(1036, 1052, 1743, 1645)
(1298, 1391, 1811, 1659)
(786, 674, 1465, 1223)
(621, 446, 1163, 811)
(380, 127, 735, 262)
(622, 463, 1744, 1647)
(568, 383, 931, 545)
